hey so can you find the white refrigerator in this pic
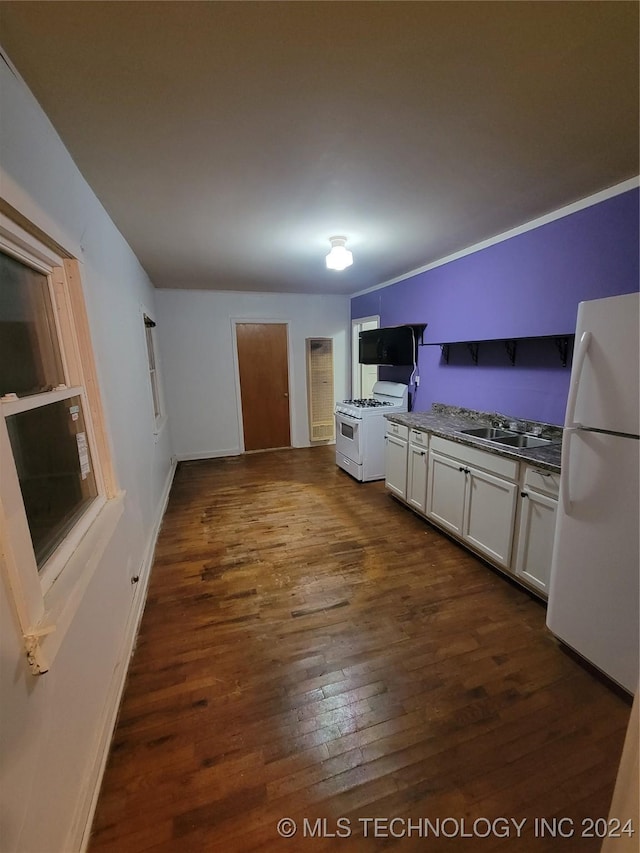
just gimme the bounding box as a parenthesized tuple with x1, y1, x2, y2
(547, 291, 640, 694)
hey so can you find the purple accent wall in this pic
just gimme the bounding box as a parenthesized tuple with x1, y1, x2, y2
(352, 188, 639, 424)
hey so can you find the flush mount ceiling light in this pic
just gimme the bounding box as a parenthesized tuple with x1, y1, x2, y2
(325, 236, 353, 271)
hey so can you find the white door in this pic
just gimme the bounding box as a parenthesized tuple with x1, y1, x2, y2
(384, 433, 408, 499)
(515, 489, 558, 594)
(548, 429, 639, 692)
(352, 316, 379, 398)
(426, 451, 466, 536)
(570, 292, 639, 435)
(464, 467, 518, 569)
(407, 444, 428, 514)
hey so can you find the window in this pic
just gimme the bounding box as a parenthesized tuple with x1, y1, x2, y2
(0, 214, 120, 674)
(143, 313, 163, 424)
(5, 393, 98, 572)
(0, 250, 65, 396)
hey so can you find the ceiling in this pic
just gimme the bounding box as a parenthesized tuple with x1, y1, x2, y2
(0, 2, 638, 296)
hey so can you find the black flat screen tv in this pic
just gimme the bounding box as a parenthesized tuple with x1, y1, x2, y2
(359, 326, 415, 366)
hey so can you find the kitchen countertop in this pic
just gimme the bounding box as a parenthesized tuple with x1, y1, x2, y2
(385, 404, 562, 473)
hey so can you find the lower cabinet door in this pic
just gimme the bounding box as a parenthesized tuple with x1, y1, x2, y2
(407, 444, 428, 514)
(426, 451, 466, 535)
(514, 489, 558, 595)
(464, 467, 518, 569)
(385, 434, 408, 499)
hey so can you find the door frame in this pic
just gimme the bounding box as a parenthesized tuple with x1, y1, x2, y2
(230, 318, 294, 453)
(351, 314, 380, 398)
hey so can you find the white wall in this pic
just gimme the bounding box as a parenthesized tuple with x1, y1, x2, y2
(0, 59, 174, 852)
(156, 289, 350, 459)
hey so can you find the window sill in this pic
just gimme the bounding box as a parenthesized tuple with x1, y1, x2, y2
(24, 491, 125, 674)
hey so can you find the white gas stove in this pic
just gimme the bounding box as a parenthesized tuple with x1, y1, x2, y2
(335, 381, 408, 481)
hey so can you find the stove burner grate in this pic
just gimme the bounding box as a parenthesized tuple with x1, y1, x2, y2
(341, 398, 393, 408)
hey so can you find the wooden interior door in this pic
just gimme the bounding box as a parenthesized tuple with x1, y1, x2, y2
(236, 323, 291, 451)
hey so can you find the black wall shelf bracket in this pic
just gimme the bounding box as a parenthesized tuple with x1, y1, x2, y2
(504, 339, 517, 365)
(554, 336, 571, 367)
(405, 323, 428, 347)
(440, 343, 450, 363)
(466, 342, 479, 365)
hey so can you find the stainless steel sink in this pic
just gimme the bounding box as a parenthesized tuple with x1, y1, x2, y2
(491, 434, 551, 448)
(459, 427, 516, 439)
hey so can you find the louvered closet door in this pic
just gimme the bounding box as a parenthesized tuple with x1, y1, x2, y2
(306, 338, 335, 442)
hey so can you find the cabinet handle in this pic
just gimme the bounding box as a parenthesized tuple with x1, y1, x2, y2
(458, 466, 465, 472)
(420, 450, 426, 456)
(520, 491, 528, 498)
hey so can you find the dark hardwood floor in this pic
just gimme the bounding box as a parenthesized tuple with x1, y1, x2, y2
(89, 447, 631, 852)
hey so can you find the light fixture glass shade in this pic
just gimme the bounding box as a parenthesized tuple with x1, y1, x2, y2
(326, 236, 353, 271)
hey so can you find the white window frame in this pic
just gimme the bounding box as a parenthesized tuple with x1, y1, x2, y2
(0, 214, 122, 674)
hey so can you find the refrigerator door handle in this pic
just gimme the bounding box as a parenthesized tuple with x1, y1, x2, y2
(565, 331, 592, 428)
(560, 426, 577, 515)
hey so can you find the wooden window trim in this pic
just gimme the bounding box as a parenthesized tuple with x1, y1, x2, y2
(0, 213, 122, 674)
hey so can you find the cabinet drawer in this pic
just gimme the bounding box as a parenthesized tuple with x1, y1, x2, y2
(386, 421, 409, 440)
(410, 428, 428, 447)
(430, 435, 519, 481)
(524, 466, 560, 497)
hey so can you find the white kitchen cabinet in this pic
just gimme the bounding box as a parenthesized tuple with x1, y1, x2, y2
(407, 429, 429, 514)
(426, 449, 467, 535)
(385, 422, 409, 500)
(514, 466, 559, 596)
(465, 465, 519, 568)
(426, 436, 519, 569)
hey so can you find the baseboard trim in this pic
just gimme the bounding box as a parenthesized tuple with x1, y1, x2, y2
(176, 444, 335, 461)
(176, 448, 241, 461)
(67, 457, 177, 853)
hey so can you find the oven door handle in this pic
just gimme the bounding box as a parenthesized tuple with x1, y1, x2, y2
(335, 412, 361, 426)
